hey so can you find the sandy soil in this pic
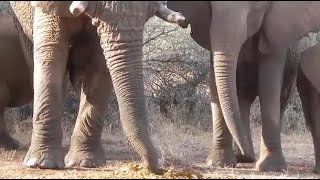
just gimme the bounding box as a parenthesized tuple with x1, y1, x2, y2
(1, 121, 320, 179)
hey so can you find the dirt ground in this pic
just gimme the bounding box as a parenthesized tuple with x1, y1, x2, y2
(1, 121, 320, 179)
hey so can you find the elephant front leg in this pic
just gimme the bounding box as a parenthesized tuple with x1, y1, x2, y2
(23, 9, 69, 169)
(206, 56, 236, 168)
(206, 100, 237, 168)
(296, 69, 320, 174)
(25, 58, 68, 169)
(65, 58, 112, 168)
(256, 52, 287, 172)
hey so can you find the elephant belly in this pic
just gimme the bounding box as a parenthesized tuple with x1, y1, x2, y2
(190, 30, 211, 50)
(0, 31, 33, 107)
(5, 60, 33, 108)
(7, 85, 33, 107)
(6, 50, 33, 108)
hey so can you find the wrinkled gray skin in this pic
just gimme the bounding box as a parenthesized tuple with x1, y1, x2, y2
(9, 1, 185, 173)
(0, 12, 33, 150)
(167, 1, 320, 173)
(296, 44, 320, 174)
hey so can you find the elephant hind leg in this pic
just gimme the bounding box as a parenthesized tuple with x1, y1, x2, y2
(0, 84, 19, 150)
(233, 93, 256, 163)
(296, 68, 320, 174)
(233, 62, 258, 164)
(65, 65, 112, 168)
(65, 34, 112, 168)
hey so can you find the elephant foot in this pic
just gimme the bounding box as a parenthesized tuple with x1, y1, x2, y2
(23, 145, 64, 169)
(65, 138, 106, 168)
(255, 150, 287, 172)
(206, 147, 237, 168)
(0, 131, 19, 150)
(234, 148, 256, 163)
(313, 163, 320, 174)
(234, 153, 256, 163)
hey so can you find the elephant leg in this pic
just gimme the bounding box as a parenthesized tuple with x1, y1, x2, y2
(65, 35, 112, 168)
(232, 62, 258, 163)
(0, 85, 19, 150)
(206, 53, 237, 168)
(23, 10, 70, 169)
(296, 68, 320, 174)
(233, 93, 256, 163)
(65, 71, 111, 168)
(256, 52, 287, 172)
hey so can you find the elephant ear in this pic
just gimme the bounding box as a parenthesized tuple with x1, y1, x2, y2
(166, 1, 211, 50)
(31, 1, 77, 17)
(256, 1, 300, 54)
(189, 2, 211, 50)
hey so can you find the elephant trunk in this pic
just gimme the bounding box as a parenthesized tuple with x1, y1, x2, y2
(97, 25, 160, 173)
(213, 48, 250, 156)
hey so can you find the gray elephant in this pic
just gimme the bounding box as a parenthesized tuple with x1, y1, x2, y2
(296, 43, 320, 174)
(0, 12, 33, 150)
(9, 1, 186, 173)
(167, 1, 320, 173)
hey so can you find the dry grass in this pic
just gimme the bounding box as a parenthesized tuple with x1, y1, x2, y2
(0, 118, 319, 179)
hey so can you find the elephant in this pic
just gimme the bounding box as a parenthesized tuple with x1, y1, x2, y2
(167, 1, 320, 173)
(9, 1, 186, 173)
(296, 43, 320, 174)
(0, 12, 33, 150)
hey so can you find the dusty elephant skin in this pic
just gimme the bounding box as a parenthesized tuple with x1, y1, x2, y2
(167, 1, 320, 174)
(10, 1, 112, 169)
(295, 42, 320, 174)
(0, 12, 33, 150)
(205, 33, 299, 169)
(9, 1, 186, 173)
(67, 1, 185, 173)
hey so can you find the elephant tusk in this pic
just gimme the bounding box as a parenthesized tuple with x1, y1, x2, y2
(69, 1, 88, 16)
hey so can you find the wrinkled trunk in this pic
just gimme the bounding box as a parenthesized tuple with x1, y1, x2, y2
(97, 24, 159, 172)
(209, 5, 252, 156)
(212, 47, 250, 156)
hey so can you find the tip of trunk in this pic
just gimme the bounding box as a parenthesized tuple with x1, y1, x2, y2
(69, 1, 88, 16)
